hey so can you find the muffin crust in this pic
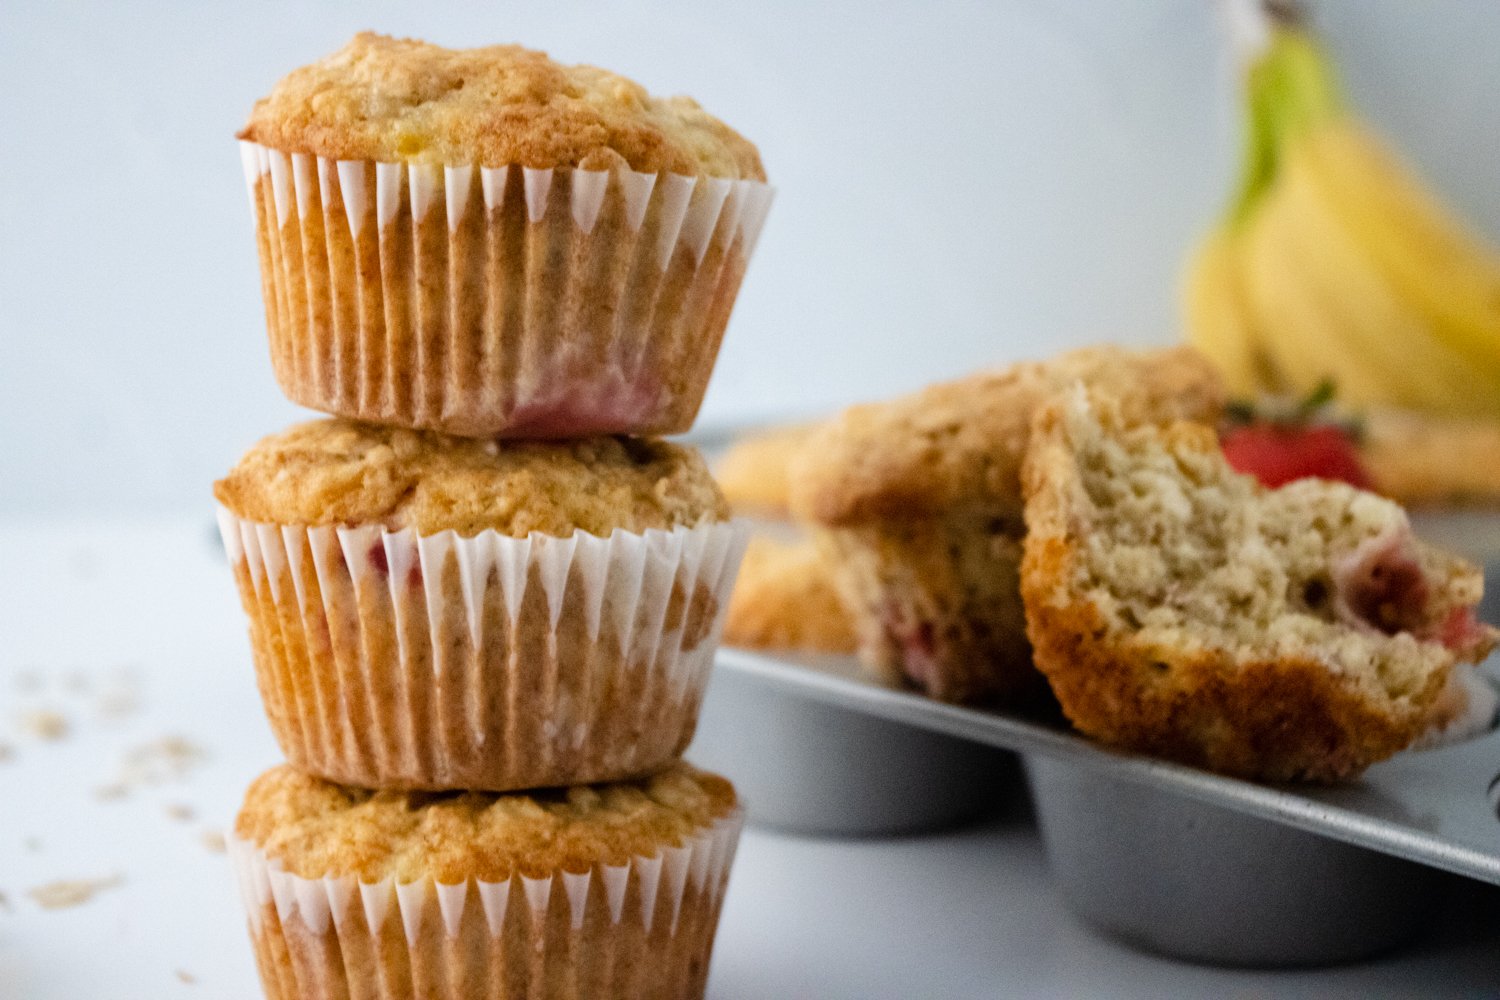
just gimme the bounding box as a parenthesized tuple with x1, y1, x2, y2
(724, 535, 856, 652)
(237, 762, 737, 884)
(716, 424, 820, 517)
(214, 418, 728, 536)
(240, 32, 765, 179)
(790, 345, 1226, 528)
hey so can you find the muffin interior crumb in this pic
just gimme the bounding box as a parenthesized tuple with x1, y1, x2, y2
(1051, 390, 1485, 703)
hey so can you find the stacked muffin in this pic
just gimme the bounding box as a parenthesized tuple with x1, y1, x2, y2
(214, 34, 770, 1000)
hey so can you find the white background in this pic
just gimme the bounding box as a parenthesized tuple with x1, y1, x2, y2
(5, 0, 1500, 515)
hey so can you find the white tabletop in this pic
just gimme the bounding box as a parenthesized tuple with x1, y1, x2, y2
(3, 520, 1498, 999)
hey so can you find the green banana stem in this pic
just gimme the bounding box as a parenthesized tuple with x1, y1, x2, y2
(1226, 25, 1345, 227)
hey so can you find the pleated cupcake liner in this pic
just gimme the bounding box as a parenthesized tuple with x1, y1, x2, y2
(217, 508, 749, 791)
(227, 809, 743, 1000)
(240, 141, 774, 438)
(1410, 662, 1499, 750)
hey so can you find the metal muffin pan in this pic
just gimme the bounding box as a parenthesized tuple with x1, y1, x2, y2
(688, 655, 1022, 836)
(712, 646, 1500, 965)
(1025, 755, 1449, 966)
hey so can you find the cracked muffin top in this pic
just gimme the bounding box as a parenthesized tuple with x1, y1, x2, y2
(790, 345, 1226, 528)
(239, 32, 765, 179)
(237, 762, 738, 883)
(214, 418, 729, 537)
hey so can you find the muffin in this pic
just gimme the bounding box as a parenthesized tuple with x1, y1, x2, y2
(1021, 387, 1495, 782)
(214, 418, 747, 791)
(229, 763, 742, 1000)
(1359, 407, 1500, 507)
(788, 345, 1226, 704)
(723, 535, 856, 653)
(239, 32, 773, 438)
(714, 424, 820, 517)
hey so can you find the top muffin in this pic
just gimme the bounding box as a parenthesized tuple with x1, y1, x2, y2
(239, 32, 765, 179)
(214, 418, 729, 537)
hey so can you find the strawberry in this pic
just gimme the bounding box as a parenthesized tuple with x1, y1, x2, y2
(1220, 381, 1373, 490)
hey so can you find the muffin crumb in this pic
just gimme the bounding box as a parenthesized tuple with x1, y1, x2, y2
(17, 709, 68, 741)
(28, 875, 123, 910)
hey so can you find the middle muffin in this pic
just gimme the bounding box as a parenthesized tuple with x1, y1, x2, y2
(214, 418, 745, 792)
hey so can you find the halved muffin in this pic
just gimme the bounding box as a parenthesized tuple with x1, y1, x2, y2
(1021, 387, 1495, 781)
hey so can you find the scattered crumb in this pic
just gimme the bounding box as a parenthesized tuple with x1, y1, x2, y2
(96, 671, 142, 720)
(200, 830, 226, 854)
(17, 709, 68, 741)
(94, 783, 130, 802)
(96, 688, 139, 720)
(175, 969, 196, 985)
(165, 803, 195, 823)
(24, 837, 42, 853)
(100, 736, 207, 796)
(120, 736, 206, 785)
(0, 743, 13, 763)
(28, 875, 123, 910)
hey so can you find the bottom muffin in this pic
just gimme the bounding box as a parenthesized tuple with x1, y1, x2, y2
(229, 764, 742, 1000)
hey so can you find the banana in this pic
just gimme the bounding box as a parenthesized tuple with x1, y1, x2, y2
(1181, 8, 1500, 416)
(1254, 147, 1500, 414)
(1238, 178, 1397, 406)
(1183, 229, 1269, 396)
(1298, 123, 1500, 372)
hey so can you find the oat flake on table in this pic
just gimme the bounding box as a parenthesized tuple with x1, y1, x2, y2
(17, 709, 68, 741)
(28, 875, 123, 910)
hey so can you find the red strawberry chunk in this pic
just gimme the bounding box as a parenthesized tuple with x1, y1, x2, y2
(1222, 424, 1372, 490)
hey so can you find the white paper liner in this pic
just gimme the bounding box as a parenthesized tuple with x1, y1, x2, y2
(1411, 663, 1500, 751)
(227, 810, 743, 1000)
(217, 508, 748, 791)
(241, 141, 774, 438)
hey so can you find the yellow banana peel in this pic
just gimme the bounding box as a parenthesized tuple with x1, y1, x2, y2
(1180, 9, 1500, 416)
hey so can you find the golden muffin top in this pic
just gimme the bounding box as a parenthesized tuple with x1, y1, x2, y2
(239, 32, 765, 179)
(236, 763, 738, 883)
(214, 418, 729, 537)
(789, 345, 1226, 528)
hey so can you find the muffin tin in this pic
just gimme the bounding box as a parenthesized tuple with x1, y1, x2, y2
(710, 644, 1500, 965)
(689, 655, 1021, 835)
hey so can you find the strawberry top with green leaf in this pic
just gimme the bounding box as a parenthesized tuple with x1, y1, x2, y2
(1220, 381, 1373, 489)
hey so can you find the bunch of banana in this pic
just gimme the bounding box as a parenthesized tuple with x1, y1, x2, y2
(1182, 5, 1500, 416)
